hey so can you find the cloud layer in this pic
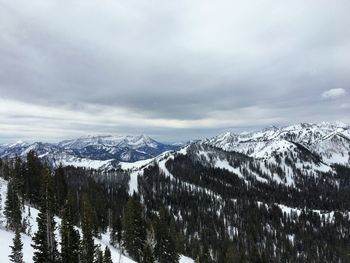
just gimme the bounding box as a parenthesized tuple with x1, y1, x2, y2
(322, 88, 346, 99)
(0, 0, 349, 142)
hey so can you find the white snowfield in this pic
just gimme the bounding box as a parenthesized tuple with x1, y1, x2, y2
(207, 122, 350, 166)
(0, 178, 193, 263)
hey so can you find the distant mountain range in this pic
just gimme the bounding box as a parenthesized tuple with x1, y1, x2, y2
(0, 135, 181, 168)
(0, 122, 349, 172)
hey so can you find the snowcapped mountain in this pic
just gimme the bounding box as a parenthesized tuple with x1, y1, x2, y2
(118, 122, 349, 192)
(1, 122, 348, 173)
(0, 135, 179, 168)
(206, 122, 350, 166)
(112, 123, 350, 262)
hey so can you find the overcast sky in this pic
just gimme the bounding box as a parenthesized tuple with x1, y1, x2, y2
(0, 0, 349, 143)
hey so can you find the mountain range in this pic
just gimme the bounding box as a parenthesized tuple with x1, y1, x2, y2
(1, 121, 350, 262)
(0, 134, 181, 168)
(2, 121, 348, 171)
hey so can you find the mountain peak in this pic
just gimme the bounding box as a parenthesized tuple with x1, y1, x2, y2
(208, 121, 350, 166)
(0, 134, 179, 164)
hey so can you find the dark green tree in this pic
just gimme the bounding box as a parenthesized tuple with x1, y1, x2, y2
(123, 195, 146, 262)
(32, 167, 58, 263)
(142, 243, 155, 263)
(9, 225, 24, 263)
(61, 199, 80, 263)
(110, 215, 122, 248)
(103, 246, 113, 263)
(4, 178, 22, 231)
(53, 164, 67, 215)
(154, 207, 179, 263)
(25, 151, 42, 204)
(224, 245, 240, 263)
(123, 195, 146, 261)
(94, 246, 104, 263)
(81, 196, 95, 263)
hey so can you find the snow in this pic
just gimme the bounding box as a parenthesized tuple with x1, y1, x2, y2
(58, 157, 114, 170)
(120, 159, 154, 194)
(0, 178, 193, 263)
(1, 134, 176, 166)
(214, 159, 244, 179)
(208, 122, 350, 167)
(119, 158, 153, 170)
(60, 135, 159, 150)
(128, 170, 143, 195)
(180, 255, 195, 263)
(120, 151, 176, 194)
(177, 145, 189, 155)
(0, 228, 35, 263)
(158, 156, 174, 179)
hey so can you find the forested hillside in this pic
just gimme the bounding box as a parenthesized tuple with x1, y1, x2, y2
(0, 152, 192, 263)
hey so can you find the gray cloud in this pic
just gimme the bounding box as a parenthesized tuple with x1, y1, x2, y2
(0, 0, 349, 143)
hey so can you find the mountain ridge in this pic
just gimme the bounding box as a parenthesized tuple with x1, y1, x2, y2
(0, 122, 349, 170)
(0, 134, 181, 165)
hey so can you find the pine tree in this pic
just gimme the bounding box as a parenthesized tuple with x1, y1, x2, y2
(110, 215, 122, 248)
(123, 195, 146, 262)
(61, 199, 80, 263)
(54, 164, 67, 215)
(103, 246, 113, 263)
(81, 196, 95, 263)
(195, 245, 213, 263)
(142, 243, 155, 263)
(32, 167, 58, 263)
(224, 245, 240, 263)
(4, 178, 22, 231)
(154, 207, 179, 263)
(9, 225, 24, 263)
(25, 151, 42, 204)
(94, 246, 104, 263)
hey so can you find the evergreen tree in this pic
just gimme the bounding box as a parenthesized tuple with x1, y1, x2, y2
(110, 215, 122, 248)
(9, 225, 24, 263)
(94, 246, 104, 263)
(195, 245, 213, 263)
(224, 245, 240, 263)
(123, 195, 146, 262)
(142, 243, 155, 263)
(25, 151, 42, 204)
(154, 207, 179, 263)
(61, 199, 80, 263)
(103, 246, 113, 263)
(32, 167, 58, 263)
(81, 196, 95, 263)
(54, 164, 68, 215)
(4, 178, 22, 231)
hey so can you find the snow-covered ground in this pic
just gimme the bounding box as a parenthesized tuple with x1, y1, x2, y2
(0, 178, 193, 263)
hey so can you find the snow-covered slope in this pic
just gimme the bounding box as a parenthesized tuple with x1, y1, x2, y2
(0, 135, 179, 168)
(120, 135, 338, 191)
(207, 122, 350, 166)
(0, 178, 193, 263)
